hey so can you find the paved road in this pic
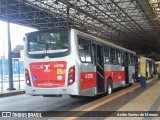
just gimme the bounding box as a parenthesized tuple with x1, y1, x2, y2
(0, 94, 96, 111)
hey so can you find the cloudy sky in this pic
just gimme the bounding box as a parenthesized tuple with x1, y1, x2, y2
(0, 21, 37, 57)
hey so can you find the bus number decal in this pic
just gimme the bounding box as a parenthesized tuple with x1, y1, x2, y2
(85, 74, 93, 79)
(54, 64, 64, 68)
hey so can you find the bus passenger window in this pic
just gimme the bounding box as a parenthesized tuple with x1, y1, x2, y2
(121, 52, 124, 65)
(117, 51, 121, 64)
(130, 54, 134, 65)
(78, 38, 91, 63)
(116, 50, 121, 64)
(104, 47, 110, 64)
(128, 54, 132, 65)
(86, 51, 91, 62)
(79, 50, 85, 62)
(110, 48, 116, 64)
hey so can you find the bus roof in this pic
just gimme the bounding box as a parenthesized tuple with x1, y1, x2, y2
(73, 29, 136, 54)
(25, 28, 136, 54)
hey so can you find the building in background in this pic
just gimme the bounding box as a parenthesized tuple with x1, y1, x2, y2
(0, 45, 24, 80)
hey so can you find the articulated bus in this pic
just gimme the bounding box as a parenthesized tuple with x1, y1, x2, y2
(24, 29, 136, 97)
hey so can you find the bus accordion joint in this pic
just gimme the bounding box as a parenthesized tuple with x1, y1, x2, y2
(25, 68, 31, 86)
(68, 65, 75, 86)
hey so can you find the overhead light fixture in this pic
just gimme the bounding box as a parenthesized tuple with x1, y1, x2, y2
(149, 0, 160, 22)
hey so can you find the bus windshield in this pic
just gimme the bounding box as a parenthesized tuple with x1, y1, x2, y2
(27, 31, 69, 55)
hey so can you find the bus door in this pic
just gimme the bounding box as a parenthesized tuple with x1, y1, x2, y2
(124, 53, 129, 84)
(93, 44, 105, 93)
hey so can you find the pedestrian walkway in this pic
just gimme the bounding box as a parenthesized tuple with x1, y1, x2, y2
(62, 77, 160, 120)
(0, 90, 25, 98)
(106, 80, 160, 120)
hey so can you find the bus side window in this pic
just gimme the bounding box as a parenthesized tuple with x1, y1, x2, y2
(129, 54, 134, 66)
(79, 50, 85, 62)
(121, 52, 124, 66)
(104, 46, 110, 64)
(110, 48, 116, 64)
(124, 53, 128, 66)
(78, 38, 91, 63)
(128, 54, 131, 65)
(117, 50, 121, 65)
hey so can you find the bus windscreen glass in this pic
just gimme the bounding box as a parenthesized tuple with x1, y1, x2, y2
(27, 32, 69, 55)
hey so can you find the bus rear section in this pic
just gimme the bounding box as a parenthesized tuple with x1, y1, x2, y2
(24, 29, 136, 97)
(24, 29, 79, 96)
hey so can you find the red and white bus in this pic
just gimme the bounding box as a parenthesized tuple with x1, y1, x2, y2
(24, 29, 136, 97)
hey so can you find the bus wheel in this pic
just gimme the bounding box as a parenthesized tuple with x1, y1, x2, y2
(107, 79, 112, 95)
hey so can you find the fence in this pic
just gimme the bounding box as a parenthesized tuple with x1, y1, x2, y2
(0, 59, 25, 92)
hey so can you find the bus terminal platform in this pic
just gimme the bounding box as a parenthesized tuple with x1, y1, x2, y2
(62, 77, 160, 120)
(0, 77, 160, 120)
(0, 90, 24, 98)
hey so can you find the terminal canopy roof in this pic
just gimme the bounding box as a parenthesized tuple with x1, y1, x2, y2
(0, 0, 160, 60)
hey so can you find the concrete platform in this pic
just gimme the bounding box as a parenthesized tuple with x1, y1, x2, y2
(63, 77, 160, 120)
(106, 80, 160, 120)
(0, 90, 25, 98)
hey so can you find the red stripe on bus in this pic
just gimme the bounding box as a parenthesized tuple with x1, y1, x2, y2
(104, 71, 125, 83)
(80, 72, 96, 90)
(80, 71, 125, 90)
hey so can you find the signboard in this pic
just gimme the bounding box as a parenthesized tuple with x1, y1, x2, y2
(140, 57, 146, 77)
(158, 64, 160, 74)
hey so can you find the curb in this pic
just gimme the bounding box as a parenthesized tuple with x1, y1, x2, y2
(0, 90, 25, 98)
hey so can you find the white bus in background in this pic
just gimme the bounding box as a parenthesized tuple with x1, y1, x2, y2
(24, 29, 136, 97)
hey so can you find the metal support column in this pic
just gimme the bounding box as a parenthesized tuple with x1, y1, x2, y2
(7, 0, 15, 90)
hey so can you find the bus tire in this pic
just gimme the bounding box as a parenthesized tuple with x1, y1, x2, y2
(107, 78, 113, 95)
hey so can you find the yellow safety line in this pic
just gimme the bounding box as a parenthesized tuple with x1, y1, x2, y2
(64, 77, 157, 120)
(97, 71, 104, 78)
(97, 63, 103, 70)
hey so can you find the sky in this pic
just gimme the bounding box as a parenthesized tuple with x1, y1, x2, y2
(0, 21, 37, 58)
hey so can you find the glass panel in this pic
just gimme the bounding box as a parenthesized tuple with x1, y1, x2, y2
(27, 32, 68, 54)
(104, 47, 110, 64)
(78, 38, 91, 63)
(117, 51, 121, 64)
(110, 48, 116, 64)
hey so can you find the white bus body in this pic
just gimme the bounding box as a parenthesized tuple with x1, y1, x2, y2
(24, 29, 136, 97)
